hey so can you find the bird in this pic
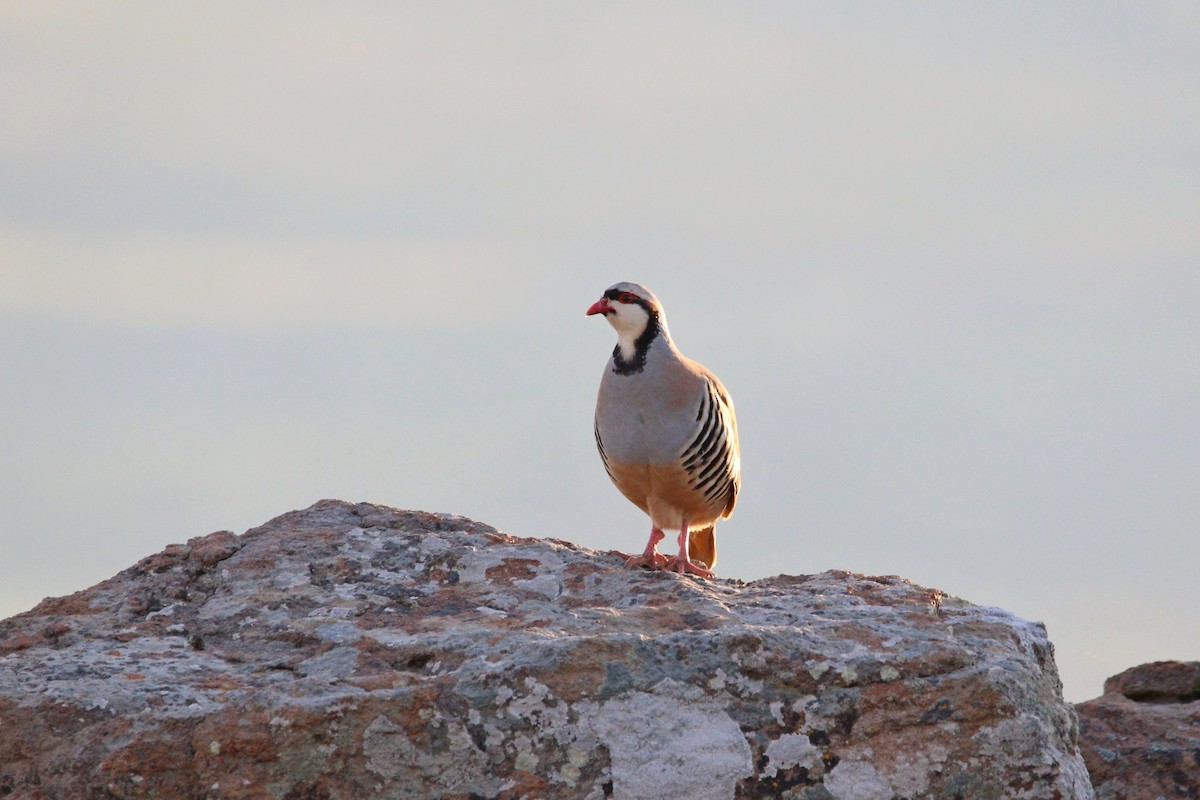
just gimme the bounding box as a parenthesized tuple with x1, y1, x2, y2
(587, 282, 740, 578)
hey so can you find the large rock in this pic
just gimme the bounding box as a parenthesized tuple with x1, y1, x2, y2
(0, 500, 1092, 799)
(1076, 661, 1200, 800)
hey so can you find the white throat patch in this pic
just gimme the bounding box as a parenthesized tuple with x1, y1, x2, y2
(606, 302, 651, 362)
(616, 333, 640, 363)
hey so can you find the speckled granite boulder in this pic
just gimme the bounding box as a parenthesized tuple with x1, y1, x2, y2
(0, 500, 1093, 799)
(1076, 661, 1200, 800)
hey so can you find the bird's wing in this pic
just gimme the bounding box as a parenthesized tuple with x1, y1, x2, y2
(678, 370, 741, 520)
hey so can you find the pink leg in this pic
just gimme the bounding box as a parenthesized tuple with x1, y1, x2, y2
(623, 526, 669, 570)
(665, 523, 715, 578)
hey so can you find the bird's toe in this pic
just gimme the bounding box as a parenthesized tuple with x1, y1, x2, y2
(624, 552, 669, 570)
(666, 556, 714, 579)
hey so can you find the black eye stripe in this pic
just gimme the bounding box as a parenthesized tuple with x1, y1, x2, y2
(604, 289, 646, 305)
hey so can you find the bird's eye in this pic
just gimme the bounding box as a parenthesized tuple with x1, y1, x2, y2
(618, 292, 638, 304)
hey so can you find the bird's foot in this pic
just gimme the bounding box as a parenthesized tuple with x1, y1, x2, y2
(665, 555, 714, 579)
(619, 526, 669, 570)
(624, 551, 669, 570)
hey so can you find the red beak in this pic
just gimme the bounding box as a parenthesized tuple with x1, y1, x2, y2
(586, 298, 612, 316)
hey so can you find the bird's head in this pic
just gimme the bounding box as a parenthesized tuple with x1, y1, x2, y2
(586, 282, 663, 341)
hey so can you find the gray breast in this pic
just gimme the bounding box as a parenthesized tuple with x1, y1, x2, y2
(594, 345, 703, 467)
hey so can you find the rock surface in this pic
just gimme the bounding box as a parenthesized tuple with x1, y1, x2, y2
(1075, 661, 1200, 800)
(0, 499, 1093, 799)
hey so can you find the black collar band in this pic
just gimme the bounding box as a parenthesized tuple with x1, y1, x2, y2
(612, 313, 661, 375)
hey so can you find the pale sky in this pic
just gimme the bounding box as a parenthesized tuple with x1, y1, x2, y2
(2, 2, 1197, 702)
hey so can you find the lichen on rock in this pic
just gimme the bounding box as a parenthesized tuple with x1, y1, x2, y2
(0, 499, 1094, 798)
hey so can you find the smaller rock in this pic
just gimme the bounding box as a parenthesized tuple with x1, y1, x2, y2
(1103, 660, 1200, 704)
(1076, 661, 1200, 800)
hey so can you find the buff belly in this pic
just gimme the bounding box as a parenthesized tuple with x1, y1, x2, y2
(605, 458, 728, 532)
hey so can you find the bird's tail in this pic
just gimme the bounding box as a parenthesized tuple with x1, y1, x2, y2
(688, 525, 717, 571)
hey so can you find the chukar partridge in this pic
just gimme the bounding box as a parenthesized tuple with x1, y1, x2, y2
(587, 282, 740, 578)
